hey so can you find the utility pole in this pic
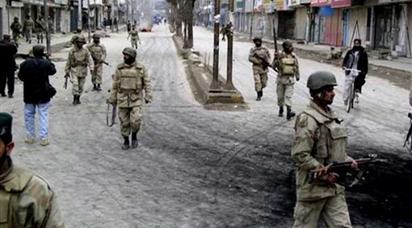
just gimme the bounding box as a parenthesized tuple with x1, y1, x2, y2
(249, 0, 255, 40)
(126, 0, 129, 23)
(210, 0, 220, 90)
(78, 0, 82, 30)
(43, 0, 51, 55)
(87, 0, 91, 42)
(224, 0, 235, 90)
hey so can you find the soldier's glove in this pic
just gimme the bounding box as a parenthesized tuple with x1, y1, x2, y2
(317, 172, 339, 186)
(64, 73, 70, 78)
(144, 98, 151, 104)
(106, 98, 113, 105)
(296, 77, 300, 81)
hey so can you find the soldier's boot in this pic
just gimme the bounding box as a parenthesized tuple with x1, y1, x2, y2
(131, 132, 138, 148)
(122, 136, 130, 150)
(278, 106, 284, 117)
(92, 84, 97, 91)
(73, 95, 77, 105)
(77, 95, 81, 104)
(97, 84, 102, 91)
(286, 106, 296, 120)
(256, 91, 262, 101)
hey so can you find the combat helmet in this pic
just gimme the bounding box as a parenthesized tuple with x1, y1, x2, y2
(76, 35, 87, 44)
(307, 71, 337, 91)
(92, 33, 100, 39)
(252, 37, 262, 43)
(122, 47, 137, 58)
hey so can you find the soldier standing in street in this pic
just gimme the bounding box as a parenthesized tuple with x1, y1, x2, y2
(128, 26, 140, 49)
(248, 37, 270, 101)
(272, 41, 300, 120)
(0, 112, 65, 227)
(108, 48, 152, 150)
(87, 34, 107, 91)
(36, 17, 47, 44)
(0, 35, 17, 98)
(10, 17, 22, 44)
(23, 15, 35, 43)
(291, 71, 357, 228)
(65, 35, 94, 105)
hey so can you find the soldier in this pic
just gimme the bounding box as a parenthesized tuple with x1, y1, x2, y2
(248, 37, 270, 101)
(23, 15, 35, 43)
(272, 41, 300, 120)
(10, 17, 22, 44)
(0, 35, 18, 98)
(65, 35, 94, 105)
(128, 26, 140, 49)
(87, 33, 107, 91)
(0, 112, 65, 227)
(108, 48, 152, 150)
(291, 71, 358, 228)
(36, 17, 47, 44)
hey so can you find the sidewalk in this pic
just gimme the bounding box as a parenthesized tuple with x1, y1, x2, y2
(234, 31, 412, 74)
(17, 33, 73, 55)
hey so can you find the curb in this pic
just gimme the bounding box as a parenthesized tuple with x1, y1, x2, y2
(172, 35, 247, 109)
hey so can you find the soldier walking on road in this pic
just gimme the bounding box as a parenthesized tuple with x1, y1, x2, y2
(128, 26, 140, 49)
(36, 17, 47, 44)
(87, 34, 107, 91)
(248, 37, 270, 101)
(272, 41, 300, 120)
(65, 35, 94, 105)
(0, 113, 65, 227)
(108, 48, 152, 150)
(10, 17, 22, 45)
(23, 15, 35, 44)
(291, 71, 358, 228)
(0, 35, 17, 98)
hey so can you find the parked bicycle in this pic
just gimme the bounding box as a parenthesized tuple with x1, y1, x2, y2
(343, 67, 362, 113)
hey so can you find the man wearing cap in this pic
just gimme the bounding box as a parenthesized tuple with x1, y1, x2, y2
(248, 37, 270, 101)
(87, 34, 107, 91)
(291, 71, 357, 228)
(18, 45, 56, 146)
(108, 48, 152, 150)
(272, 41, 300, 120)
(65, 35, 94, 105)
(0, 112, 65, 227)
(0, 35, 18, 98)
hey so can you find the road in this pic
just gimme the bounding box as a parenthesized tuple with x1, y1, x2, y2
(0, 25, 411, 227)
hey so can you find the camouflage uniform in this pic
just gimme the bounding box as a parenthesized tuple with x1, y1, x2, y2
(24, 17, 35, 43)
(0, 112, 64, 227)
(0, 159, 65, 227)
(87, 37, 107, 87)
(273, 51, 300, 108)
(248, 46, 270, 93)
(65, 36, 94, 98)
(109, 52, 152, 140)
(10, 20, 22, 43)
(292, 102, 352, 227)
(129, 30, 139, 49)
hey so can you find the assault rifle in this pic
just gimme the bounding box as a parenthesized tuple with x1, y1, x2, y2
(309, 154, 386, 187)
(106, 90, 117, 127)
(253, 53, 270, 69)
(404, 112, 412, 151)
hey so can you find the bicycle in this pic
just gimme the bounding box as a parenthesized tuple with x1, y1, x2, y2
(343, 67, 361, 113)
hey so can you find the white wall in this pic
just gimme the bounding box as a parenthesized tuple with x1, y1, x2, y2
(294, 7, 307, 40)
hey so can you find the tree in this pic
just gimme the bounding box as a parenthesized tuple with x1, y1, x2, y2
(167, 0, 195, 49)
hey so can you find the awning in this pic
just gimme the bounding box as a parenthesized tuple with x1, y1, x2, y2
(311, 0, 330, 7)
(331, 0, 351, 8)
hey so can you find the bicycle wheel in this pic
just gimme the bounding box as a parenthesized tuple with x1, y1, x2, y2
(346, 83, 354, 113)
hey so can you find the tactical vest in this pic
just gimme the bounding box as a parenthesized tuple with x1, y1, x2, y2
(303, 108, 347, 165)
(71, 48, 89, 67)
(280, 55, 296, 76)
(88, 45, 104, 61)
(118, 64, 144, 93)
(130, 31, 138, 39)
(0, 167, 33, 227)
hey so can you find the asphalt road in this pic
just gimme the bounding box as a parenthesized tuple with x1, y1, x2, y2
(0, 25, 411, 227)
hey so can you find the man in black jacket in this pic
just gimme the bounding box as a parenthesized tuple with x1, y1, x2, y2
(342, 39, 368, 104)
(18, 45, 56, 146)
(0, 35, 18, 98)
